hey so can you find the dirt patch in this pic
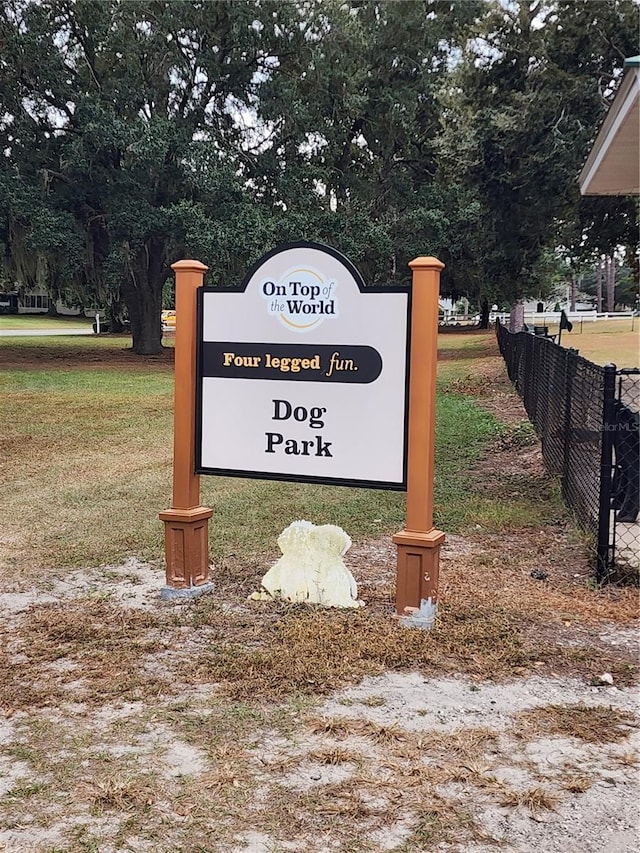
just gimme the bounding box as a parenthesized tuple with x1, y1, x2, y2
(437, 346, 494, 361)
(0, 471, 637, 852)
(1, 595, 638, 853)
(0, 343, 174, 370)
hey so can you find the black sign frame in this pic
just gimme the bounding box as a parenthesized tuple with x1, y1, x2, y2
(194, 241, 411, 491)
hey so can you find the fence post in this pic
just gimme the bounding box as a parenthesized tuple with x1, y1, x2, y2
(560, 348, 576, 502)
(596, 364, 617, 583)
(521, 332, 533, 406)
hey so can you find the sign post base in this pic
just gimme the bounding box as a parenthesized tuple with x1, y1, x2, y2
(159, 506, 213, 589)
(392, 528, 445, 616)
(160, 581, 215, 602)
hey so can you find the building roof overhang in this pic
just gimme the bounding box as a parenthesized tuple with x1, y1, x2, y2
(579, 57, 640, 196)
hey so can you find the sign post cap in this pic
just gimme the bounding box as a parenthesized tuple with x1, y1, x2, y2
(409, 256, 445, 271)
(171, 259, 209, 273)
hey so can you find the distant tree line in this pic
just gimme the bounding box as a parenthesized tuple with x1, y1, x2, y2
(1, 0, 637, 353)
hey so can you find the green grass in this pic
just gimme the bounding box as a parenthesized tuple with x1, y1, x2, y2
(0, 368, 169, 394)
(0, 332, 567, 577)
(438, 320, 639, 368)
(0, 351, 174, 571)
(0, 313, 93, 330)
(437, 332, 490, 353)
(558, 321, 639, 367)
(206, 478, 406, 559)
(0, 334, 133, 351)
(435, 393, 502, 530)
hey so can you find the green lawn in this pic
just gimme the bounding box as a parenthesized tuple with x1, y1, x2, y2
(0, 313, 93, 330)
(555, 319, 639, 367)
(0, 331, 563, 580)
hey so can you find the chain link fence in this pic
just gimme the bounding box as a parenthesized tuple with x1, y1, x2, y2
(496, 320, 638, 582)
(611, 371, 640, 576)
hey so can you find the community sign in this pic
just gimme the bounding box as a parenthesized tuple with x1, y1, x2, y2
(195, 242, 410, 489)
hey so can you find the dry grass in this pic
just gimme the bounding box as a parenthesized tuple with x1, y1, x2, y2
(563, 775, 594, 793)
(307, 716, 359, 739)
(306, 781, 385, 817)
(251, 773, 493, 850)
(359, 695, 387, 707)
(87, 773, 156, 814)
(429, 728, 500, 759)
(308, 746, 362, 765)
(356, 720, 408, 744)
(616, 751, 640, 767)
(0, 599, 168, 710)
(399, 797, 495, 849)
(200, 763, 251, 793)
(2, 569, 635, 718)
(306, 716, 408, 744)
(0, 542, 636, 738)
(182, 589, 637, 702)
(499, 785, 559, 813)
(1, 672, 635, 852)
(187, 605, 510, 700)
(515, 703, 637, 743)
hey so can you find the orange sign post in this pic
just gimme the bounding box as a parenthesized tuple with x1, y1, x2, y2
(159, 260, 214, 599)
(393, 257, 446, 617)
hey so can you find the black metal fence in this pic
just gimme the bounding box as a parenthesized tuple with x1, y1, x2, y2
(496, 320, 639, 582)
(611, 371, 640, 575)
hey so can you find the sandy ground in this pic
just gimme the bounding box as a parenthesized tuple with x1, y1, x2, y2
(318, 672, 640, 853)
(1, 557, 638, 852)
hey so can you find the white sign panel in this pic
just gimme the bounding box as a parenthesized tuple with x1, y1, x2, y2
(195, 242, 410, 489)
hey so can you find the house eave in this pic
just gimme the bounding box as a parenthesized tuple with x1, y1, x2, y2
(578, 60, 640, 197)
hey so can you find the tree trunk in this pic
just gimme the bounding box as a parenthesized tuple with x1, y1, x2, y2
(108, 296, 128, 333)
(606, 255, 615, 312)
(120, 239, 167, 355)
(47, 297, 63, 317)
(596, 259, 603, 313)
(478, 298, 490, 329)
(508, 299, 524, 333)
(570, 275, 577, 312)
